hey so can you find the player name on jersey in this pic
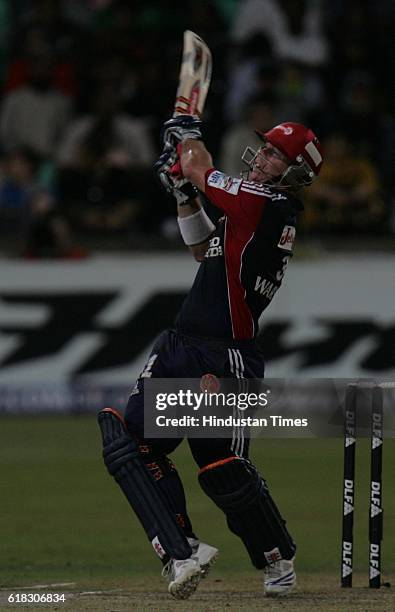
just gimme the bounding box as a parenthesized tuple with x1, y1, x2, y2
(254, 277, 279, 300)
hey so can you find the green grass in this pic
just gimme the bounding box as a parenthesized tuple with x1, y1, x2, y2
(0, 416, 394, 588)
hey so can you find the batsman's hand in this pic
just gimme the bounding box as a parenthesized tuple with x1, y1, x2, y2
(162, 114, 202, 147)
(154, 142, 198, 206)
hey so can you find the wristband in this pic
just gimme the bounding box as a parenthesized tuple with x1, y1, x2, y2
(177, 208, 215, 246)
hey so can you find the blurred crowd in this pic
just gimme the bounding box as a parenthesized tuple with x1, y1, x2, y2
(0, 0, 394, 258)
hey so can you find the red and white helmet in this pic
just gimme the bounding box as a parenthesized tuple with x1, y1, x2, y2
(242, 122, 324, 189)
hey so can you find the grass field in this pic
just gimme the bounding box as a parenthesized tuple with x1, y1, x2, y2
(1, 416, 394, 610)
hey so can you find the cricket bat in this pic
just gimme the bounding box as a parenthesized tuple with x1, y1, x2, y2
(173, 30, 212, 117)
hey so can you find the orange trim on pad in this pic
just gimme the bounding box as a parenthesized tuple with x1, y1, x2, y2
(198, 456, 240, 475)
(100, 407, 125, 427)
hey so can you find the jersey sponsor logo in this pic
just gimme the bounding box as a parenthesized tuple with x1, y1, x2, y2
(207, 170, 241, 194)
(224, 176, 242, 193)
(278, 225, 295, 251)
(205, 236, 223, 258)
(207, 170, 223, 186)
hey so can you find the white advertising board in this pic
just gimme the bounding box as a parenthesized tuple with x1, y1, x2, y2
(0, 253, 394, 386)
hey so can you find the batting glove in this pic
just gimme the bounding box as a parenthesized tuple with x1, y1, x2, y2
(154, 143, 198, 206)
(162, 114, 202, 147)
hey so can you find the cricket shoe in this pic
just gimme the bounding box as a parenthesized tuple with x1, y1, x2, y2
(162, 556, 201, 599)
(188, 538, 219, 578)
(263, 557, 296, 596)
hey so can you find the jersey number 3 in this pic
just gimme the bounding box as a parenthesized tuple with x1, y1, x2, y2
(276, 256, 290, 282)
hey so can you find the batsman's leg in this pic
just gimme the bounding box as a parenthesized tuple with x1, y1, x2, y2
(137, 442, 197, 541)
(124, 373, 198, 548)
(137, 445, 218, 578)
(98, 407, 202, 599)
(98, 407, 192, 560)
(125, 394, 218, 581)
(198, 456, 296, 596)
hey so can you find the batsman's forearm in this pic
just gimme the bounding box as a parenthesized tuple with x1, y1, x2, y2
(177, 196, 211, 262)
(177, 197, 202, 218)
(181, 139, 213, 191)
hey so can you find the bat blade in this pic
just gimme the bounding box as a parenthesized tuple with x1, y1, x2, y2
(174, 30, 212, 117)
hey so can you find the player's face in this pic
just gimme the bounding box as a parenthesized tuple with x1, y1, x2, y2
(249, 145, 290, 183)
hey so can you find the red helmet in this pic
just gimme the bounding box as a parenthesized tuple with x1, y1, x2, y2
(255, 122, 324, 188)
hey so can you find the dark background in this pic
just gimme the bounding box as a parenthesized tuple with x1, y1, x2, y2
(0, 0, 394, 257)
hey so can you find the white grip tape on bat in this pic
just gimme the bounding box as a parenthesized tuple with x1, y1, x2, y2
(177, 208, 215, 246)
